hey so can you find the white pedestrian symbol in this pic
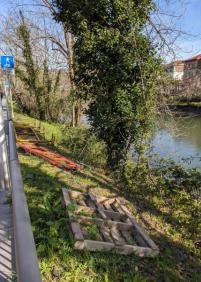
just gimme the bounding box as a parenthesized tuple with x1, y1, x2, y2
(6, 57, 10, 66)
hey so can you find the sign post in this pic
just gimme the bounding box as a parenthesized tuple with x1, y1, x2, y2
(1, 56, 15, 118)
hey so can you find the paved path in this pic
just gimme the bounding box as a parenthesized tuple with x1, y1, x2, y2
(0, 98, 15, 281)
(0, 190, 15, 282)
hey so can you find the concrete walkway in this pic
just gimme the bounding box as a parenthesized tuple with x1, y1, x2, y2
(0, 190, 15, 282)
(0, 97, 15, 281)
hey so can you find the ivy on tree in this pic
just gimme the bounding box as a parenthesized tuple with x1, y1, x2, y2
(15, 12, 61, 121)
(54, 0, 161, 170)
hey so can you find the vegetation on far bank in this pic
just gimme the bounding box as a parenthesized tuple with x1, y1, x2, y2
(16, 112, 201, 282)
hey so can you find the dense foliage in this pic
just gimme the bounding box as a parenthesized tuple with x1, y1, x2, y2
(54, 0, 161, 170)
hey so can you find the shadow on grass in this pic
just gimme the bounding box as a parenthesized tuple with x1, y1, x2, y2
(75, 171, 116, 192)
(19, 158, 201, 282)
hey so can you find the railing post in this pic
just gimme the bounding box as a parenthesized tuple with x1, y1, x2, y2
(0, 98, 10, 189)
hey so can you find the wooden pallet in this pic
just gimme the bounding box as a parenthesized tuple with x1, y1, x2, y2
(62, 188, 159, 256)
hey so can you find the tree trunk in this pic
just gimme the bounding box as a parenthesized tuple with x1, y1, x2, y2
(63, 25, 78, 127)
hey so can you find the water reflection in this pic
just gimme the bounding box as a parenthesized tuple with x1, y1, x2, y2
(152, 115, 201, 169)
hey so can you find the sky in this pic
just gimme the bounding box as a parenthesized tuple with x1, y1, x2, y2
(1, 0, 201, 61)
(157, 0, 201, 60)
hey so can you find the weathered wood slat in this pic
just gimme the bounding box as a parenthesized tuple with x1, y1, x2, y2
(104, 210, 127, 222)
(71, 222, 84, 241)
(112, 201, 130, 222)
(98, 197, 116, 205)
(115, 245, 158, 256)
(118, 204, 159, 251)
(79, 200, 87, 206)
(62, 188, 84, 241)
(97, 209, 107, 219)
(112, 201, 148, 247)
(78, 217, 133, 231)
(62, 188, 71, 207)
(88, 192, 97, 202)
(100, 224, 114, 243)
(88, 193, 107, 218)
(121, 230, 136, 245)
(70, 191, 86, 197)
(110, 226, 125, 246)
(103, 201, 114, 212)
(75, 240, 115, 252)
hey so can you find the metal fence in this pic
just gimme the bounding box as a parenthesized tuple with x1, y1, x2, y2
(2, 97, 42, 281)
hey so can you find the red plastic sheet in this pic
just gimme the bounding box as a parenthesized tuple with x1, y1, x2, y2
(18, 143, 81, 171)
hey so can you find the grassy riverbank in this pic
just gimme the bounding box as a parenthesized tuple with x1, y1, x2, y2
(16, 112, 201, 282)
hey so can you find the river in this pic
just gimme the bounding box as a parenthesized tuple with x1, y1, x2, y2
(152, 114, 201, 169)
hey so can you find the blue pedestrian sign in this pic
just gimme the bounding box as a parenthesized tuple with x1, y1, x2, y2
(1, 56, 14, 69)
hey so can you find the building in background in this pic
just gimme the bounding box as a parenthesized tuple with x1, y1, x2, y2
(166, 54, 201, 81)
(165, 60, 184, 80)
(183, 54, 201, 79)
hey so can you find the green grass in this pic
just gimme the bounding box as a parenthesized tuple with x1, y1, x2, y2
(19, 154, 148, 282)
(16, 112, 201, 282)
(14, 111, 64, 142)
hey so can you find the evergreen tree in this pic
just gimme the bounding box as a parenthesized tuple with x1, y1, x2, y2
(54, 0, 161, 170)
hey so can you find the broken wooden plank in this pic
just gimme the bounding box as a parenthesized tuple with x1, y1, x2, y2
(104, 210, 127, 222)
(96, 197, 116, 205)
(102, 201, 114, 212)
(88, 192, 97, 202)
(75, 240, 114, 252)
(69, 190, 86, 198)
(71, 222, 84, 241)
(62, 188, 71, 207)
(100, 224, 114, 243)
(88, 193, 107, 218)
(97, 209, 107, 219)
(117, 203, 159, 251)
(115, 244, 159, 256)
(110, 226, 125, 246)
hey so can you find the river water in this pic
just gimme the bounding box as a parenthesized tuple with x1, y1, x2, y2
(152, 114, 201, 169)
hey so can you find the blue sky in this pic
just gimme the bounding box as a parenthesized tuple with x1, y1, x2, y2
(156, 0, 201, 60)
(1, 0, 201, 60)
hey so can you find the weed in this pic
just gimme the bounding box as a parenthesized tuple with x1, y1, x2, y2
(77, 210, 91, 217)
(66, 203, 77, 213)
(81, 223, 100, 240)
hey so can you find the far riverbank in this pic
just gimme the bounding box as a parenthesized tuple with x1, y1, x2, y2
(168, 103, 201, 115)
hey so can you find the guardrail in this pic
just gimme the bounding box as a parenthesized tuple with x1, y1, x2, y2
(9, 121, 41, 282)
(0, 95, 42, 282)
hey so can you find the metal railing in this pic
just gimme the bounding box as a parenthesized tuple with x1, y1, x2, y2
(1, 96, 42, 281)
